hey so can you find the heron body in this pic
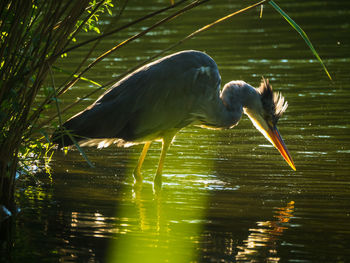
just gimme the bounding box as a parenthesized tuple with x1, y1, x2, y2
(53, 50, 295, 186)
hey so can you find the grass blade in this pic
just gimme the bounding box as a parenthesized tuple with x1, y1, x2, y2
(269, 0, 332, 80)
(52, 66, 102, 87)
(49, 65, 94, 168)
(65, 129, 95, 168)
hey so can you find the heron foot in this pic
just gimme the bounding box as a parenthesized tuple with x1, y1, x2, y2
(153, 173, 162, 193)
(133, 168, 143, 184)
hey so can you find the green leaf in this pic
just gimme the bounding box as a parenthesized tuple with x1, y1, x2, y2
(269, 0, 332, 80)
(93, 27, 100, 34)
(106, 7, 112, 15)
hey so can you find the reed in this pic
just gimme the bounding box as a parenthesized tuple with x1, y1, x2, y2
(269, 0, 332, 80)
(0, 0, 108, 214)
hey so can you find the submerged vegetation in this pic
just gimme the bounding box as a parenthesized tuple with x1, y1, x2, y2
(0, 0, 330, 223)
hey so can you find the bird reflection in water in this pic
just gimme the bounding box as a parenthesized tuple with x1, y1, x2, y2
(235, 201, 295, 262)
(132, 183, 162, 232)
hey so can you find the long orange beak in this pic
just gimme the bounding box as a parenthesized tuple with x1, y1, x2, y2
(266, 126, 296, 171)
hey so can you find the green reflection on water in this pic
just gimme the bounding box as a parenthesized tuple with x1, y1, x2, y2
(103, 139, 216, 262)
(107, 182, 209, 263)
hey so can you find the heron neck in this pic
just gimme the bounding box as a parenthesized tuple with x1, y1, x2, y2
(218, 81, 260, 127)
(221, 99, 243, 128)
(200, 95, 243, 128)
(199, 81, 261, 129)
(240, 84, 261, 111)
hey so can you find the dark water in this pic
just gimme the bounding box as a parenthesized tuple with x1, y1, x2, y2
(7, 1, 350, 262)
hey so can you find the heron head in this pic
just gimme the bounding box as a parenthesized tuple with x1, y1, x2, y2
(243, 78, 296, 171)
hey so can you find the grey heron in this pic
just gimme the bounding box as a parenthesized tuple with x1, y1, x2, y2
(52, 50, 295, 186)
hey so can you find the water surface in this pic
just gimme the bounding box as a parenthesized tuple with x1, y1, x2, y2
(7, 0, 350, 262)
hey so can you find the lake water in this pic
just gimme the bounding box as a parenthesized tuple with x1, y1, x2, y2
(5, 0, 350, 262)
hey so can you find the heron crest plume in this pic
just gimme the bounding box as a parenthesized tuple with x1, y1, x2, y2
(258, 78, 288, 125)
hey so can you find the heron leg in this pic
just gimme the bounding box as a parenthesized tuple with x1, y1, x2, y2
(133, 141, 151, 183)
(153, 135, 174, 190)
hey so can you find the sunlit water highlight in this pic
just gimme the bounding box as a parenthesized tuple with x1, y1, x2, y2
(6, 0, 350, 262)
